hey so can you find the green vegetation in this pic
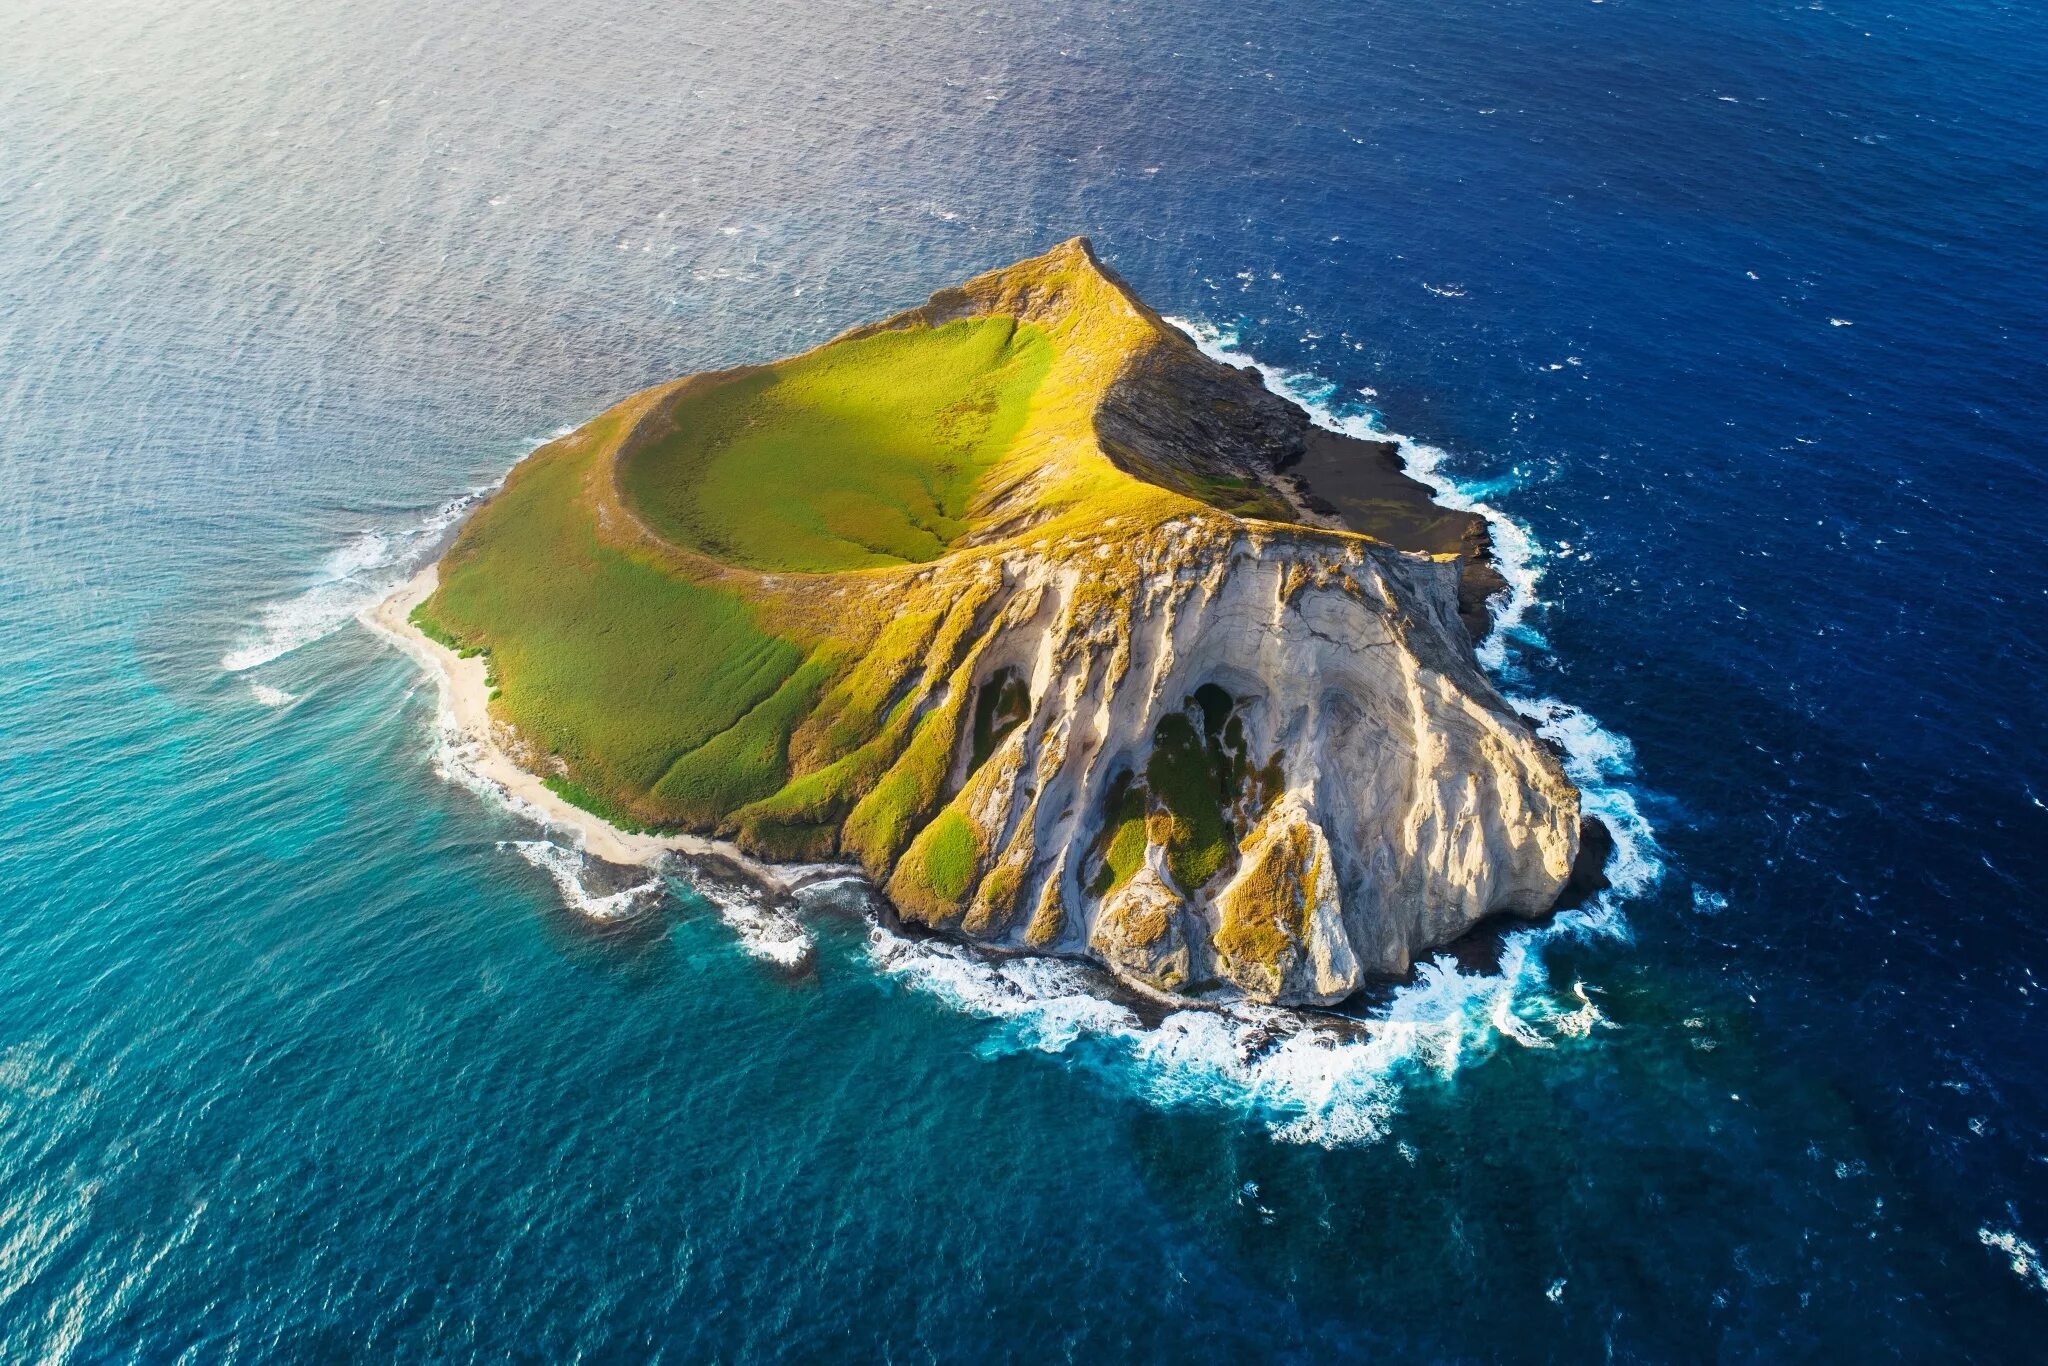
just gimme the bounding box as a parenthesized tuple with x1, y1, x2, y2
(913, 807, 980, 904)
(841, 682, 971, 868)
(649, 647, 846, 826)
(1085, 771, 1151, 897)
(541, 775, 648, 834)
(1082, 687, 1287, 901)
(1213, 818, 1319, 992)
(618, 318, 1053, 573)
(414, 419, 806, 823)
(970, 854, 1024, 934)
(1175, 472, 1296, 522)
(1108, 449, 1298, 523)
(409, 604, 462, 651)
(1146, 712, 1232, 892)
(790, 608, 941, 770)
(410, 239, 1332, 938)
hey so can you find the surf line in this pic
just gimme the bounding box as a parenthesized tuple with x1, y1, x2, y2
(860, 321, 1666, 1147)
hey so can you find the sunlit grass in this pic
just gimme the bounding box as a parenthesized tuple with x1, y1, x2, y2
(619, 317, 1053, 573)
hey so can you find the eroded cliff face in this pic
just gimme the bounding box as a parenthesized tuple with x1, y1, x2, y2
(870, 514, 1579, 1004)
(831, 242, 1580, 1003)
(424, 236, 1583, 1007)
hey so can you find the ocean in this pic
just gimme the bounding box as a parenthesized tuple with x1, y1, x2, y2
(3, 0, 2046, 1356)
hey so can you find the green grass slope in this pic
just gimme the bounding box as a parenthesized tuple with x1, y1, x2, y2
(412, 309, 1063, 844)
(617, 316, 1053, 572)
(414, 411, 808, 816)
(412, 239, 1336, 912)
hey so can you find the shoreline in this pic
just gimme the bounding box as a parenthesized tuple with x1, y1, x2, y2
(363, 560, 1602, 1006)
(1282, 427, 1508, 639)
(360, 566, 830, 894)
(358, 267, 1600, 999)
(358, 577, 1210, 998)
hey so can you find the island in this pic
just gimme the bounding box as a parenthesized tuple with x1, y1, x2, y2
(372, 239, 1599, 1007)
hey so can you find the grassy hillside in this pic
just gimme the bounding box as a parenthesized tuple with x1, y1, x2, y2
(617, 317, 1053, 572)
(412, 281, 1089, 843)
(411, 239, 1388, 892)
(415, 409, 809, 810)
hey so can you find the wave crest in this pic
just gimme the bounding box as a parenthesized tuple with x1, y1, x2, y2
(218, 432, 570, 674)
(504, 840, 662, 923)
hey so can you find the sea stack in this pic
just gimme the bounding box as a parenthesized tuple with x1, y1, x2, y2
(406, 239, 1585, 1006)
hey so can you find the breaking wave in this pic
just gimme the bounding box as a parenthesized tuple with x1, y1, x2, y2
(867, 920, 1620, 1146)
(677, 869, 815, 970)
(220, 495, 478, 673)
(504, 840, 662, 923)
(858, 319, 1665, 1146)
(218, 432, 568, 674)
(1980, 1226, 2048, 1297)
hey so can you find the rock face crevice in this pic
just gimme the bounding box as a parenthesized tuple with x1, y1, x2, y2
(879, 517, 1579, 1004)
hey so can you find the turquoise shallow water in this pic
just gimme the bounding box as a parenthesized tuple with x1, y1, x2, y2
(5, 0, 2048, 1357)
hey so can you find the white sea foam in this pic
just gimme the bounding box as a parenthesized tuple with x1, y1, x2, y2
(412, 640, 671, 927)
(219, 430, 574, 674)
(424, 692, 550, 830)
(249, 683, 297, 708)
(679, 869, 814, 969)
(222, 498, 473, 672)
(847, 318, 1663, 1146)
(1166, 315, 1550, 671)
(1980, 1226, 2048, 1296)
(868, 907, 1621, 1145)
(504, 840, 662, 923)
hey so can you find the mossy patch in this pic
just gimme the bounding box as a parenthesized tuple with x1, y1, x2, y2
(1083, 688, 1286, 902)
(841, 686, 971, 873)
(1178, 471, 1297, 522)
(791, 608, 941, 771)
(1146, 712, 1232, 893)
(409, 603, 462, 651)
(1213, 817, 1321, 995)
(964, 847, 1027, 936)
(891, 804, 983, 925)
(1084, 771, 1151, 897)
(1106, 451, 1298, 523)
(541, 775, 648, 834)
(918, 808, 981, 904)
(1024, 880, 1067, 948)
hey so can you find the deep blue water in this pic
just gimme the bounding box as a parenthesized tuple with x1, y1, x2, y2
(4, 0, 2047, 1357)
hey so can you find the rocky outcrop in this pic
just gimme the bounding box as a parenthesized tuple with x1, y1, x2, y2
(874, 511, 1580, 1001)
(820, 243, 1582, 1002)
(427, 236, 1587, 1008)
